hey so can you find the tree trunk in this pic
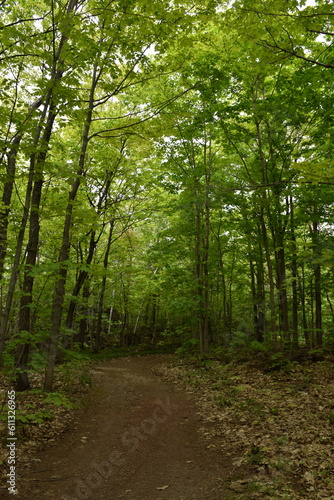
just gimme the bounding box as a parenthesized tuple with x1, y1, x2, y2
(44, 65, 98, 391)
(276, 244, 289, 343)
(0, 135, 22, 281)
(16, 105, 57, 391)
(310, 278, 315, 347)
(300, 261, 310, 347)
(62, 229, 99, 350)
(0, 97, 44, 285)
(95, 221, 114, 350)
(269, 197, 289, 346)
(312, 220, 322, 346)
(0, 101, 50, 363)
(78, 281, 90, 349)
(259, 209, 277, 345)
(215, 227, 227, 338)
(201, 166, 210, 353)
(290, 196, 299, 348)
(249, 258, 258, 340)
(9, 0, 79, 381)
(150, 294, 159, 344)
(326, 294, 334, 333)
(255, 243, 265, 342)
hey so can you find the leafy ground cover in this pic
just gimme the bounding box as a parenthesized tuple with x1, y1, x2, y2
(156, 352, 334, 499)
(0, 360, 92, 479)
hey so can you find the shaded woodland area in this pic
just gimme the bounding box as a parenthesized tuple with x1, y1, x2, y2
(0, 0, 334, 392)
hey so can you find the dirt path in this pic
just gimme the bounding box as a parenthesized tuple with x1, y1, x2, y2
(3, 355, 233, 500)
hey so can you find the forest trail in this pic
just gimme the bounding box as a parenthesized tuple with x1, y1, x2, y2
(4, 355, 234, 500)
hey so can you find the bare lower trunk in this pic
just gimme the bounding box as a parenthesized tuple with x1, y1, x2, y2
(290, 196, 298, 348)
(78, 281, 90, 349)
(260, 211, 276, 344)
(311, 219, 322, 346)
(95, 221, 114, 350)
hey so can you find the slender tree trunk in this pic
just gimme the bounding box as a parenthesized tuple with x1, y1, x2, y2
(150, 294, 158, 343)
(95, 221, 114, 350)
(44, 66, 98, 392)
(0, 135, 22, 281)
(260, 208, 277, 344)
(0, 173, 33, 363)
(107, 289, 116, 337)
(119, 276, 129, 347)
(0, 101, 50, 363)
(194, 179, 204, 352)
(312, 220, 322, 346)
(326, 294, 334, 332)
(78, 281, 90, 349)
(15, 105, 57, 391)
(0, 97, 43, 285)
(202, 161, 210, 352)
(8, 0, 79, 380)
(270, 198, 289, 346)
(215, 230, 227, 338)
(310, 278, 315, 347)
(143, 298, 151, 333)
(254, 91, 277, 344)
(250, 258, 258, 340)
(290, 196, 299, 348)
(300, 261, 310, 347)
(256, 243, 265, 342)
(276, 244, 289, 342)
(62, 230, 99, 350)
(121, 302, 128, 348)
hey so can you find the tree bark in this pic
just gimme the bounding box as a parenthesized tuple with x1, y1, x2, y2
(249, 258, 258, 340)
(44, 65, 98, 391)
(290, 196, 299, 348)
(62, 230, 99, 351)
(0, 135, 22, 281)
(6, 0, 79, 381)
(260, 204, 277, 345)
(312, 219, 322, 346)
(95, 221, 114, 350)
(255, 241, 265, 342)
(15, 105, 57, 391)
(78, 281, 90, 349)
(0, 100, 50, 363)
(300, 261, 310, 347)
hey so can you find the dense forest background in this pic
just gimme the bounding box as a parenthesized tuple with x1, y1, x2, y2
(0, 0, 334, 391)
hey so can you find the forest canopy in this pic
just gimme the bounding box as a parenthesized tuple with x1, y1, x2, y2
(0, 0, 334, 391)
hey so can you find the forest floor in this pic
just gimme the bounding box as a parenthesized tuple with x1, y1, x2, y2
(0, 352, 334, 499)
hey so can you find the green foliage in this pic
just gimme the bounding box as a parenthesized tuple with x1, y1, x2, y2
(328, 412, 334, 425)
(29, 351, 47, 371)
(214, 394, 233, 408)
(250, 341, 269, 353)
(248, 445, 265, 465)
(44, 392, 73, 409)
(270, 352, 286, 371)
(62, 348, 91, 363)
(0, 405, 53, 424)
(175, 338, 200, 357)
(16, 409, 54, 425)
(56, 360, 93, 392)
